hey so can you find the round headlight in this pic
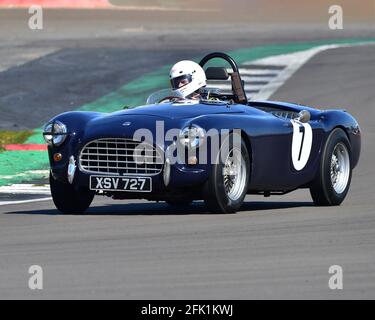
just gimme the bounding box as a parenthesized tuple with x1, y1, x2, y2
(179, 125, 205, 149)
(43, 123, 53, 145)
(43, 121, 67, 146)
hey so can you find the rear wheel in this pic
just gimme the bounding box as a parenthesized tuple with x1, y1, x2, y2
(204, 133, 250, 213)
(50, 173, 95, 214)
(310, 128, 352, 206)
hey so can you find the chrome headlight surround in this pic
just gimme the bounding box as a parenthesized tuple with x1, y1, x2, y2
(179, 125, 205, 149)
(43, 120, 68, 147)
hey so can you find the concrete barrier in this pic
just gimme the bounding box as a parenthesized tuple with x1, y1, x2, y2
(0, 0, 111, 8)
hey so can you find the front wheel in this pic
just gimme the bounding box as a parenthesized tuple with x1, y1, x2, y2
(50, 173, 95, 214)
(310, 128, 352, 206)
(204, 134, 250, 213)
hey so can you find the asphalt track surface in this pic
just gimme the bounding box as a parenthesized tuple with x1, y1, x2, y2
(0, 9, 375, 299)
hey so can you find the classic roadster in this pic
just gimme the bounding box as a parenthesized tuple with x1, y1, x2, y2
(43, 52, 361, 214)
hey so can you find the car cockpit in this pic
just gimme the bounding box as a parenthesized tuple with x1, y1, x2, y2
(146, 52, 248, 106)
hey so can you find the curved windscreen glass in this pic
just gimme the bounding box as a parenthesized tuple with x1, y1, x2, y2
(146, 89, 184, 104)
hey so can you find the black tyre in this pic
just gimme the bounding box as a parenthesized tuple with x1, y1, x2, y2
(204, 133, 250, 213)
(50, 173, 95, 214)
(310, 128, 352, 206)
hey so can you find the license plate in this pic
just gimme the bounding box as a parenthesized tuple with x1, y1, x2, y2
(89, 176, 152, 192)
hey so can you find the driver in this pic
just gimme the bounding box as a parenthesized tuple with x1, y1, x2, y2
(169, 60, 207, 100)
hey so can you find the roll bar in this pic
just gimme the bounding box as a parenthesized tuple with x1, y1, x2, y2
(199, 52, 248, 104)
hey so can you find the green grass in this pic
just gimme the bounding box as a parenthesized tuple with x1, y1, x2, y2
(0, 130, 33, 152)
(0, 151, 49, 186)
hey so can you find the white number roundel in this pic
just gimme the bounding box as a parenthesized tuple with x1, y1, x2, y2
(291, 119, 313, 171)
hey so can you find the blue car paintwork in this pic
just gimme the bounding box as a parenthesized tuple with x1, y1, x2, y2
(46, 99, 361, 198)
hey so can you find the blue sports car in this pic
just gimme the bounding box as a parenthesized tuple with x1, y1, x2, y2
(43, 52, 361, 214)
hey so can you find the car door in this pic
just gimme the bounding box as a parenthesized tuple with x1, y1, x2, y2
(282, 114, 325, 189)
(248, 110, 324, 191)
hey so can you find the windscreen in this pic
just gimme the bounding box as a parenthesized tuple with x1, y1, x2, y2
(146, 89, 184, 104)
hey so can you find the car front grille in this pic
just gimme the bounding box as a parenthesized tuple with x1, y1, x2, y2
(79, 138, 163, 176)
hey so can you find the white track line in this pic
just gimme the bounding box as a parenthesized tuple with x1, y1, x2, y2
(250, 44, 356, 100)
(241, 75, 274, 82)
(0, 184, 51, 195)
(0, 184, 51, 206)
(207, 83, 266, 91)
(238, 68, 282, 76)
(214, 67, 285, 99)
(0, 197, 52, 206)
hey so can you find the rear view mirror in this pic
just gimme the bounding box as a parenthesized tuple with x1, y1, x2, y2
(296, 110, 311, 123)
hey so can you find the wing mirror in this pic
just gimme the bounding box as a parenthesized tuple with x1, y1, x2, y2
(296, 110, 311, 123)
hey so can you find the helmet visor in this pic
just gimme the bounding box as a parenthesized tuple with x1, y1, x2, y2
(170, 74, 193, 90)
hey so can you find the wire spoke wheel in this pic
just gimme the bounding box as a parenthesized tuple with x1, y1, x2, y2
(222, 147, 247, 201)
(330, 142, 350, 194)
(310, 128, 352, 206)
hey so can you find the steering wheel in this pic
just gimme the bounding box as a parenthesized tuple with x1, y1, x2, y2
(158, 96, 184, 103)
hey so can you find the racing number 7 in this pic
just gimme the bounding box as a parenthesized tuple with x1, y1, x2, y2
(291, 120, 313, 171)
(298, 126, 305, 161)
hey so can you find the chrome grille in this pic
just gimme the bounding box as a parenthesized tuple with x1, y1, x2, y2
(79, 138, 163, 176)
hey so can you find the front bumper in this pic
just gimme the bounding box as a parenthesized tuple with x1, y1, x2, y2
(50, 152, 210, 197)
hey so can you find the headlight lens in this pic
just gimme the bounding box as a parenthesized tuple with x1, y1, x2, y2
(179, 125, 205, 149)
(43, 121, 68, 146)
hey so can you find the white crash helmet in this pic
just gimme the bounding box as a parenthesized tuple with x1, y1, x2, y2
(169, 60, 207, 98)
